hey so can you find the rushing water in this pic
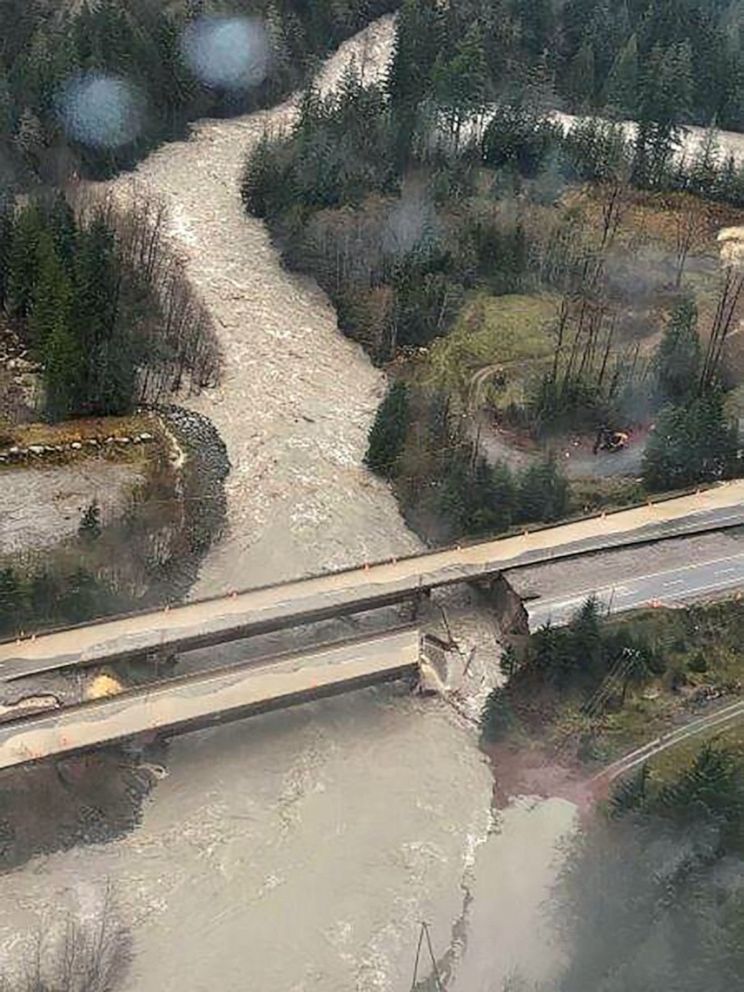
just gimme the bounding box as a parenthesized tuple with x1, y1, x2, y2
(0, 19, 577, 991)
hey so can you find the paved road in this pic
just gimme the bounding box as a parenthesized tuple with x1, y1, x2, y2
(527, 550, 744, 630)
(0, 628, 420, 771)
(593, 694, 744, 784)
(3, 479, 744, 680)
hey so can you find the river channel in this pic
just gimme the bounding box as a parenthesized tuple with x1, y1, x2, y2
(0, 17, 577, 992)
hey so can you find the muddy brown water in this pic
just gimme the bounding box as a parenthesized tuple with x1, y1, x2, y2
(0, 20, 579, 991)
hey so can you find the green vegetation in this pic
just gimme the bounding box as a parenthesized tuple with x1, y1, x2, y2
(485, 597, 744, 765)
(365, 381, 410, 478)
(0, 193, 219, 421)
(244, 0, 744, 544)
(549, 743, 744, 992)
(0, 562, 124, 635)
(0, 0, 397, 183)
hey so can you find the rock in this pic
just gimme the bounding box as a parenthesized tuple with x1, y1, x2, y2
(28, 445, 44, 455)
(139, 432, 154, 442)
(115, 436, 131, 445)
(70, 441, 82, 450)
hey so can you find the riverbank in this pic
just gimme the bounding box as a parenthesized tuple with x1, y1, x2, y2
(0, 17, 580, 992)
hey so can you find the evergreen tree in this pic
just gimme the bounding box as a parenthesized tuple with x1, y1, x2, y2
(517, 455, 569, 522)
(0, 199, 14, 310)
(0, 566, 22, 636)
(499, 644, 521, 679)
(73, 215, 120, 414)
(480, 687, 516, 742)
(7, 202, 44, 319)
(43, 320, 84, 421)
(47, 193, 77, 272)
(604, 33, 638, 116)
(565, 39, 597, 109)
(365, 381, 410, 478)
(642, 390, 739, 491)
(387, 0, 443, 110)
(29, 232, 72, 354)
(654, 300, 700, 404)
(432, 23, 489, 148)
(633, 42, 693, 187)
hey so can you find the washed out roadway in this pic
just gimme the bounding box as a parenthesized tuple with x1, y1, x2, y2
(2, 480, 744, 682)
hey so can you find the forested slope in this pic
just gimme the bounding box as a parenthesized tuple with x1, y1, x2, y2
(0, 0, 397, 183)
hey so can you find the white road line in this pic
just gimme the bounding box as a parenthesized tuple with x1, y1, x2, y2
(527, 552, 744, 612)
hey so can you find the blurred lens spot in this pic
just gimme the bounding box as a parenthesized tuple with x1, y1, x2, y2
(181, 17, 270, 91)
(58, 73, 144, 149)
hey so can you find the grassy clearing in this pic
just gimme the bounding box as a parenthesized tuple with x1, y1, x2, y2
(421, 292, 558, 404)
(0, 412, 164, 470)
(568, 476, 646, 514)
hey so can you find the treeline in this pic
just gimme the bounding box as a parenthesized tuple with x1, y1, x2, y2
(549, 744, 744, 991)
(367, 381, 570, 538)
(244, 2, 744, 539)
(0, 0, 397, 183)
(0, 563, 124, 636)
(481, 596, 664, 742)
(0, 192, 219, 421)
(243, 60, 744, 368)
(387, 0, 744, 132)
(643, 297, 741, 490)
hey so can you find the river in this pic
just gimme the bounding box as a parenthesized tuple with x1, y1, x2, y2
(0, 18, 577, 992)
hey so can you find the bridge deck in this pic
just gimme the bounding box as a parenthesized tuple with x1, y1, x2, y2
(0, 628, 421, 771)
(2, 480, 744, 681)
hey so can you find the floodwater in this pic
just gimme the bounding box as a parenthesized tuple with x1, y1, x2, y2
(0, 17, 576, 992)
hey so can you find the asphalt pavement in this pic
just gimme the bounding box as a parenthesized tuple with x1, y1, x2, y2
(526, 550, 744, 630)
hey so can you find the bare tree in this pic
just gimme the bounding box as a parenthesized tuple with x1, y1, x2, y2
(0, 883, 132, 992)
(673, 196, 709, 288)
(700, 267, 744, 391)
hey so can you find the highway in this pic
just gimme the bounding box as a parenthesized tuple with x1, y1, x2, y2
(3, 480, 744, 681)
(526, 550, 744, 630)
(0, 628, 421, 771)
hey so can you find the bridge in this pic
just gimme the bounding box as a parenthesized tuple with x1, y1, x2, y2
(0, 629, 421, 772)
(3, 479, 744, 680)
(1, 480, 743, 770)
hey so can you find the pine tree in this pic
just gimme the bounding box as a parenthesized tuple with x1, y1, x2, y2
(0, 199, 14, 310)
(365, 381, 410, 478)
(480, 687, 516, 742)
(565, 38, 596, 109)
(604, 33, 638, 116)
(432, 23, 489, 148)
(654, 300, 700, 404)
(0, 566, 23, 636)
(517, 455, 569, 523)
(387, 0, 444, 110)
(73, 214, 120, 413)
(47, 193, 77, 272)
(7, 202, 44, 319)
(43, 321, 84, 421)
(642, 390, 738, 491)
(29, 232, 72, 355)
